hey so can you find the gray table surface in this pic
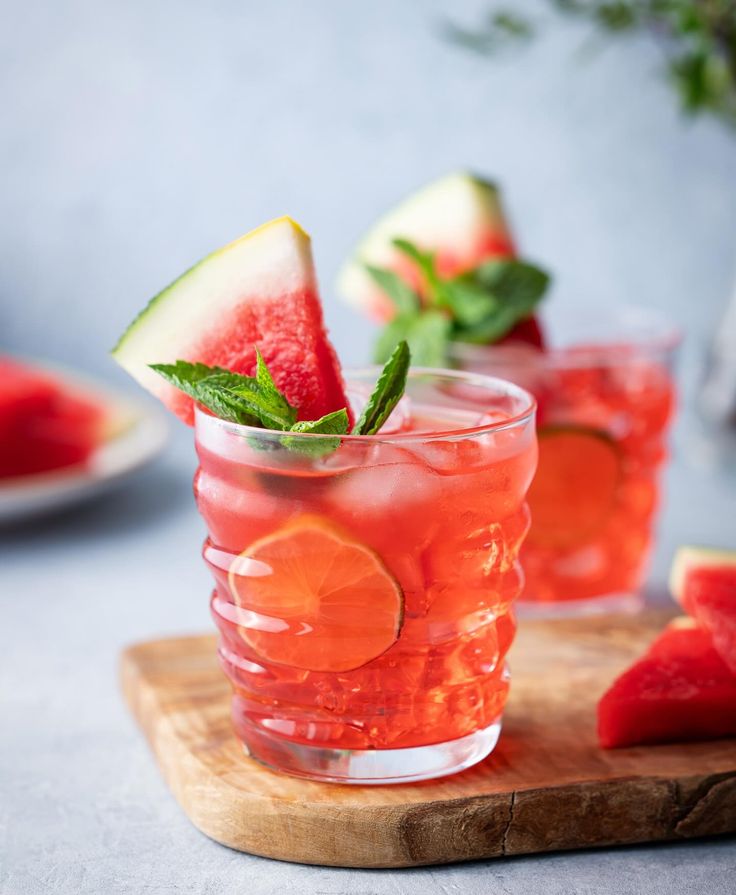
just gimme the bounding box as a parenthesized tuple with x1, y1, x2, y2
(2, 0, 736, 891)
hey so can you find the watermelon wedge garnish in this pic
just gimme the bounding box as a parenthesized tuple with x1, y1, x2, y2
(670, 545, 736, 675)
(337, 172, 515, 320)
(112, 217, 350, 426)
(597, 617, 736, 749)
(336, 172, 548, 356)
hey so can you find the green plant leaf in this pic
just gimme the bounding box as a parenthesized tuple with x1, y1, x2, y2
(206, 375, 294, 431)
(373, 315, 414, 363)
(474, 258, 550, 305)
(151, 357, 296, 430)
(149, 360, 232, 399)
(149, 361, 260, 425)
(214, 347, 298, 430)
(364, 265, 419, 314)
(152, 344, 413, 456)
(281, 408, 350, 457)
(441, 277, 499, 326)
(444, 2, 736, 128)
(406, 310, 452, 366)
(392, 238, 447, 305)
(353, 341, 411, 435)
(373, 311, 451, 367)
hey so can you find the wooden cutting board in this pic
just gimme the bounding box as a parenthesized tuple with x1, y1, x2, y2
(121, 612, 736, 867)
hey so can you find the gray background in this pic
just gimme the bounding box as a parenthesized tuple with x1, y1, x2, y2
(1, 1, 735, 893)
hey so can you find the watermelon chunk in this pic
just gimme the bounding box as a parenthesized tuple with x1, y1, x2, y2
(0, 358, 110, 479)
(597, 618, 736, 749)
(337, 175, 508, 305)
(112, 217, 350, 426)
(670, 545, 736, 675)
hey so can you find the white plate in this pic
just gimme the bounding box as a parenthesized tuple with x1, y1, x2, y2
(0, 364, 168, 524)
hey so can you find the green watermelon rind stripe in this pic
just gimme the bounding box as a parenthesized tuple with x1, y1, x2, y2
(111, 243, 229, 356)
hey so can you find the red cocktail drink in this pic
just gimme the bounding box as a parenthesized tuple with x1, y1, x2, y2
(195, 369, 536, 783)
(452, 306, 679, 611)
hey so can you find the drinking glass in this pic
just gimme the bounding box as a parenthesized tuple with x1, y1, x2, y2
(450, 304, 680, 613)
(194, 369, 536, 783)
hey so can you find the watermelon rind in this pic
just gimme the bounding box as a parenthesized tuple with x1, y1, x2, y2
(669, 544, 736, 603)
(336, 172, 512, 316)
(112, 217, 315, 411)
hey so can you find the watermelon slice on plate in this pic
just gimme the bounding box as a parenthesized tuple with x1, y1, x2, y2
(670, 545, 736, 675)
(113, 217, 350, 426)
(0, 357, 126, 479)
(336, 172, 542, 347)
(597, 617, 736, 749)
(0, 357, 166, 522)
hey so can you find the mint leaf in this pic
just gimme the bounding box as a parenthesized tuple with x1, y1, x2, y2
(373, 315, 413, 364)
(188, 379, 262, 426)
(453, 259, 549, 343)
(453, 307, 526, 344)
(206, 375, 295, 431)
(218, 349, 298, 431)
(364, 265, 419, 315)
(353, 341, 411, 436)
(150, 361, 259, 425)
(374, 310, 450, 367)
(281, 408, 350, 457)
(254, 348, 298, 425)
(150, 357, 295, 429)
(149, 360, 232, 399)
(392, 239, 438, 289)
(292, 408, 349, 435)
(153, 345, 413, 457)
(408, 310, 452, 366)
(474, 259, 550, 308)
(441, 278, 499, 327)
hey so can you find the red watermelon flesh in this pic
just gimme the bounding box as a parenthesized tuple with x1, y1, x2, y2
(501, 316, 545, 349)
(0, 358, 107, 478)
(597, 618, 736, 749)
(191, 287, 349, 427)
(678, 565, 736, 676)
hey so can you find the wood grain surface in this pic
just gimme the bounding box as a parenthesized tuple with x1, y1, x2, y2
(120, 612, 736, 867)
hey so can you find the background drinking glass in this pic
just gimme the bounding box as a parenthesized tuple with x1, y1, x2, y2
(450, 304, 680, 612)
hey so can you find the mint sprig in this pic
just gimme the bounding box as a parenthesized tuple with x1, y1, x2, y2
(367, 237, 549, 364)
(352, 340, 411, 436)
(150, 342, 412, 454)
(151, 349, 298, 429)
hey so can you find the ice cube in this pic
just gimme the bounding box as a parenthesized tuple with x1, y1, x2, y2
(325, 445, 441, 532)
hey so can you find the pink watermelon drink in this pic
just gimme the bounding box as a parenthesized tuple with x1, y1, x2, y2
(451, 310, 678, 609)
(197, 370, 536, 782)
(113, 217, 537, 783)
(338, 175, 679, 611)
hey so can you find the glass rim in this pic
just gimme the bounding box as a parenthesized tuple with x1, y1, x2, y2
(448, 303, 682, 369)
(194, 366, 537, 444)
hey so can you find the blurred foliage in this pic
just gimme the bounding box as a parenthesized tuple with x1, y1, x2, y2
(444, 1, 736, 128)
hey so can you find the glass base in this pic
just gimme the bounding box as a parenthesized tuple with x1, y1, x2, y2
(517, 591, 644, 619)
(240, 719, 502, 785)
